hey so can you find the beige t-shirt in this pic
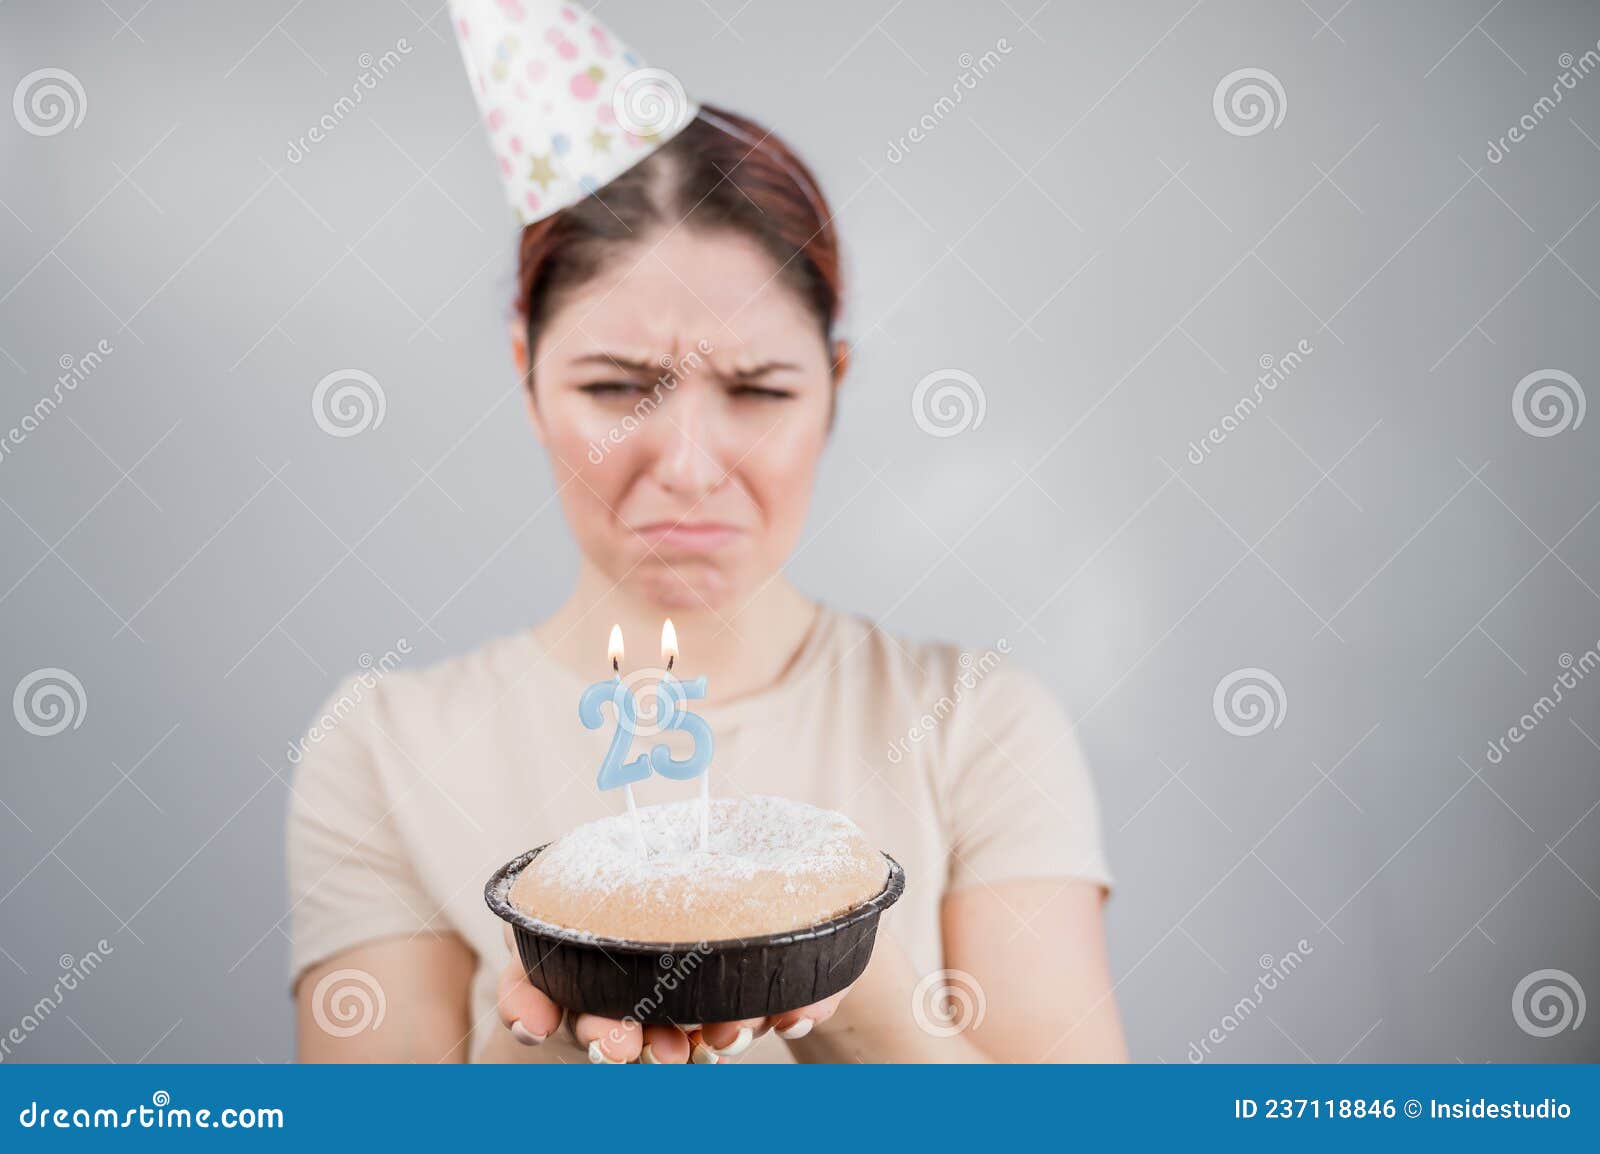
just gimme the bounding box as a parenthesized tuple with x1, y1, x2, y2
(286, 604, 1111, 1062)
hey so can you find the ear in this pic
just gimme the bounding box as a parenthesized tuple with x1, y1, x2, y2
(825, 339, 850, 435)
(510, 320, 547, 445)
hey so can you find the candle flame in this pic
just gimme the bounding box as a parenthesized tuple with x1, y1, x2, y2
(661, 618, 677, 669)
(607, 624, 623, 673)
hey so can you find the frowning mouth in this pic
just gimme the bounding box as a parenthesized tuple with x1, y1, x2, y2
(631, 521, 745, 552)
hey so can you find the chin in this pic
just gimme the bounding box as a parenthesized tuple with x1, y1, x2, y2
(634, 563, 739, 612)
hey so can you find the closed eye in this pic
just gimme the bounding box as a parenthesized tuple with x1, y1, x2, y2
(578, 381, 648, 397)
(727, 384, 796, 401)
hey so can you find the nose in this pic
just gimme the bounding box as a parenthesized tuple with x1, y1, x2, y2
(650, 381, 724, 498)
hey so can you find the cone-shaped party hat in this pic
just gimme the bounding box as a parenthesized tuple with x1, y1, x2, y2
(448, 0, 699, 225)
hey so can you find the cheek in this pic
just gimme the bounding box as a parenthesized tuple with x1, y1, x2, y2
(541, 393, 617, 461)
(742, 417, 826, 534)
(538, 400, 639, 528)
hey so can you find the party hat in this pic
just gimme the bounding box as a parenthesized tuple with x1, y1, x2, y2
(449, 0, 699, 225)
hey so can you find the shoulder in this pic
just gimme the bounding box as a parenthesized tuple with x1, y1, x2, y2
(386, 626, 544, 703)
(815, 606, 984, 682)
(817, 609, 1067, 752)
(290, 627, 538, 770)
(829, 608, 1050, 707)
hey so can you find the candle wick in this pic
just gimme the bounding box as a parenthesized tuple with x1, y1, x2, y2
(666, 654, 674, 672)
(612, 656, 619, 674)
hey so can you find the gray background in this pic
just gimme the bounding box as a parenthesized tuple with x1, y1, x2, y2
(2, 0, 1598, 1063)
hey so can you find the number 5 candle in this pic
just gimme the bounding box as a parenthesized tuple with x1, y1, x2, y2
(652, 619, 715, 850)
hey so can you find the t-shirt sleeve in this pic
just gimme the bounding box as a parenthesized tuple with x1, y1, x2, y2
(286, 675, 435, 991)
(937, 660, 1113, 895)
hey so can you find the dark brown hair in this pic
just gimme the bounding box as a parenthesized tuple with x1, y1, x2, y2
(514, 105, 842, 372)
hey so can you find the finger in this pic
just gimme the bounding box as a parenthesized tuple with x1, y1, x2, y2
(771, 990, 848, 1041)
(495, 961, 562, 1044)
(769, 1010, 813, 1040)
(686, 1028, 720, 1064)
(640, 1024, 690, 1065)
(573, 1014, 642, 1063)
(699, 1017, 764, 1059)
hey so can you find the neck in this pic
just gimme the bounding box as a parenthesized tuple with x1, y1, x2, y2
(536, 564, 821, 702)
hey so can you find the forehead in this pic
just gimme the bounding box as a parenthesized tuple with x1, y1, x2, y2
(542, 227, 819, 361)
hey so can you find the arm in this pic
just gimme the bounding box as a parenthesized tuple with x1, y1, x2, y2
(788, 877, 1125, 1063)
(288, 676, 475, 1062)
(295, 933, 477, 1063)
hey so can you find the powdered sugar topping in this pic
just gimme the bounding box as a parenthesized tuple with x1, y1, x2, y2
(530, 795, 872, 897)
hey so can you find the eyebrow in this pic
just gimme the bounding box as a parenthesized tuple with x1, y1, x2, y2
(716, 361, 803, 380)
(569, 352, 803, 379)
(570, 352, 660, 372)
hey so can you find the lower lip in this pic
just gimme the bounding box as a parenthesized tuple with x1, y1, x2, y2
(635, 524, 743, 552)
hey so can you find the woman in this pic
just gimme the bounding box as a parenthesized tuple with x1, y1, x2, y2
(287, 80, 1122, 1062)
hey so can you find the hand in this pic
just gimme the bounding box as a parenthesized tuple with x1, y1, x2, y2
(495, 925, 849, 1063)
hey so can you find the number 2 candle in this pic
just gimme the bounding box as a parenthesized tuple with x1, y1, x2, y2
(578, 624, 649, 856)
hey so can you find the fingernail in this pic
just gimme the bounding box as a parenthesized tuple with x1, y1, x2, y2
(588, 1040, 623, 1064)
(777, 1018, 813, 1040)
(690, 1040, 720, 1064)
(640, 1043, 660, 1065)
(678, 1023, 701, 1032)
(510, 1020, 546, 1046)
(713, 1025, 754, 1058)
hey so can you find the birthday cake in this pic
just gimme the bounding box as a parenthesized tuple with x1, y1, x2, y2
(509, 796, 890, 943)
(487, 625, 902, 1018)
